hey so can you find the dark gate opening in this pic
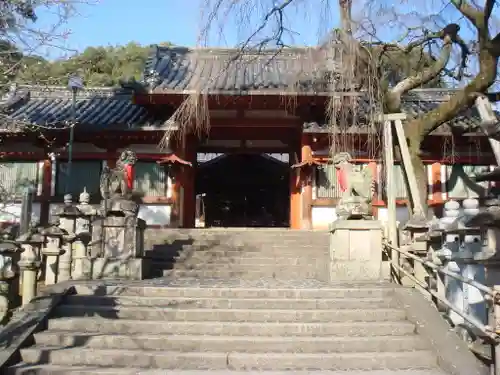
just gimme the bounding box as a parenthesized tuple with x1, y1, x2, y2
(196, 153, 290, 227)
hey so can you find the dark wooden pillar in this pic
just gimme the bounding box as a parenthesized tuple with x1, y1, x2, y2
(181, 135, 196, 228)
(106, 149, 117, 169)
(39, 157, 52, 225)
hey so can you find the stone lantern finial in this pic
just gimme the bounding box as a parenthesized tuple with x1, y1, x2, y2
(79, 187, 90, 205)
(63, 193, 73, 205)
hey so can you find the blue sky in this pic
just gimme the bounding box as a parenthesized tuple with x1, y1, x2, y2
(40, 0, 338, 58)
(36, 0, 499, 100)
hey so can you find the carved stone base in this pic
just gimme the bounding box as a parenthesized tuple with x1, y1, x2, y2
(329, 220, 384, 281)
(101, 197, 139, 216)
(82, 258, 151, 280)
(336, 197, 373, 220)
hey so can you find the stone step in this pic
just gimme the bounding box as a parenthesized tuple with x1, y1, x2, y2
(145, 235, 329, 243)
(34, 332, 427, 353)
(170, 263, 327, 272)
(63, 295, 396, 309)
(175, 256, 328, 266)
(19, 348, 436, 370)
(164, 259, 326, 273)
(145, 229, 329, 237)
(6, 366, 449, 375)
(54, 305, 406, 322)
(74, 285, 395, 299)
(12, 367, 450, 375)
(48, 318, 416, 336)
(147, 248, 329, 259)
(146, 244, 329, 249)
(161, 269, 327, 279)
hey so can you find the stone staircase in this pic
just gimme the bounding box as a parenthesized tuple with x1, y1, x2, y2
(7, 280, 448, 374)
(144, 228, 330, 281)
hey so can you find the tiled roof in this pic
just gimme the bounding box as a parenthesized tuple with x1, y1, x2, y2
(142, 45, 338, 94)
(0, 85, 176, 132)
(141, 45, 497, 134)
(303, 89, 496, 135)
(0, 84, 496, 137)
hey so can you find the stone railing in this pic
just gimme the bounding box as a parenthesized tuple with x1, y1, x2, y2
(0, 186, 149, 323)
(383, 197, 500, 369)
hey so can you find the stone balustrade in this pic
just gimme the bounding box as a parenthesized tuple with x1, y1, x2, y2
(391, 197, 500, 349)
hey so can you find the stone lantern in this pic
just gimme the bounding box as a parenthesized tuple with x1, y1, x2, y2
(16, 228, 43, 306)
(73, 188, 98, 280)
(40, 222, 68, 286)
(0, 229, 22, 321)
(54, 194, 81, 281)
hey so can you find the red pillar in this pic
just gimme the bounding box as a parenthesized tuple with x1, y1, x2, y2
(301, 135, 313, 229)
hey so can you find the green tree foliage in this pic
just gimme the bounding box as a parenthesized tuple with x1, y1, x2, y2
(0, 0, 38, 89)
(16, 42, 171, 87)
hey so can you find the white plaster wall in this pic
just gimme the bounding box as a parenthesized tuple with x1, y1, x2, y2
(377, 207, 411, 229)
(312, 206, 337, 230)
(48, 203, 102, 222)
(138, 204, 172, 226)
(312, 205, 413, 232)
(0, 202, 41, 224)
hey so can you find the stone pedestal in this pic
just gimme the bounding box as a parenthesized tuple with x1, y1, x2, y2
(329, 220, 383, 281)
(55, 194, 80, 282)
(41, 235, 65, 286)
(86, 198, 149, 280)
(18, 243, 42, 306)
(83, 258, 150, 280)
(0, 243, 20, 322)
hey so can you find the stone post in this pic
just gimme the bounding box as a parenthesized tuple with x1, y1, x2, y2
(55, 194, 80, 282)
(402, 220, 430, 290)
(434, 201, 461, 314)
(73, 188, 97, 280)
(459, 199, 486, 329)
(469, 199, 500, 347)
(19, 188, 34, 235)
(16, 230, 43, 306)
(40, 223, 66, 286)
(329, 220, 383, 281)
(0, 239, 21, 322)
(427, 227, 446, 310)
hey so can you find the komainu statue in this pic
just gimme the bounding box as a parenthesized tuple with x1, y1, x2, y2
(100, 150, 137, 200)
(333, 152, 374, 220)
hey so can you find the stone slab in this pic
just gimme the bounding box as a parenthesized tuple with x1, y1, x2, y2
(0, 282, 74, 370)
(7, 365, 449, 375)
(392, 287, 488, 375)
(329, 219, 383, 231)
(329, 261, 383, 281)
(82, 258, 150, 280)
(329, 220, 383, 281)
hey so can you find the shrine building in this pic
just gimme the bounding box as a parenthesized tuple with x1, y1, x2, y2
(0, 45, 497, 229)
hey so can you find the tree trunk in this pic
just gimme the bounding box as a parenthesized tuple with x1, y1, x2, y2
(403, 52, 498, 217)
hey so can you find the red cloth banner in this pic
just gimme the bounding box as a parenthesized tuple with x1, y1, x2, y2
(336, 167, 347, 192)
(124, 164, 134, 190)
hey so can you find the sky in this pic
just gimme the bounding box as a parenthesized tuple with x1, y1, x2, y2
(38, 0, 339, 58)
(33, 0, 499, 101)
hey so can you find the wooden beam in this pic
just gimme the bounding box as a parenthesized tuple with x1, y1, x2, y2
(383, 119, 399, 270)
(489, 138, 500, 165)
(393, 117, 425, 217)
